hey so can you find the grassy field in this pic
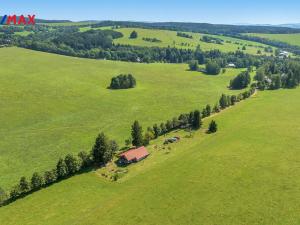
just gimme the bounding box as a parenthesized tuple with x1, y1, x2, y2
(247, 33, 300, 47)
(0, 47, 243, 189)
(79, 26, 113, 32)
(79, 27, 274, 55)
(1, 88, 299, 225)
(13, 31, 33, 36)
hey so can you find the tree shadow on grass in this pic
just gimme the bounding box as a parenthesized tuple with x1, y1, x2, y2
(1, 166, 97, 208)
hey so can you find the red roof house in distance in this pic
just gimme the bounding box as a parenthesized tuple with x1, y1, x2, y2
(119, 146, 150, 164)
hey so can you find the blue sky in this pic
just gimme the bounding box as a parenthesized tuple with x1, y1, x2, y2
(0, 0, 299, 24)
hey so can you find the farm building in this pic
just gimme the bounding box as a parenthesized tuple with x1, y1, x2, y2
(227, 63, 236, 68)
(279, 50, 289, 58)
(119, 146, 150, 164)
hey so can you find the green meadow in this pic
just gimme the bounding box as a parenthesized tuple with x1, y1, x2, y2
(79, 27, 273, 55)
(0, 47, 243, 189)
(248, 33, 300, 47)
(1, 88, 299, 225)
(13, 31, 33, 36)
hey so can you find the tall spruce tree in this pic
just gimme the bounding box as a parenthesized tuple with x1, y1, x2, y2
(206, 104, 211, 116)
(131, 121, 143, 147)
(193, 110, 202, 129)
(153, 124, 161, 138)
(188, 112, 194, 125)
(208, 120, 218, 133)
(219, 94, 228, 109)
(92, 132, 110, 164)
(130, 30, 138, 39)
(160, 123, 167, 135)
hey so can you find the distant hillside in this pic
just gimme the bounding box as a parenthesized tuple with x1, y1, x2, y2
(278, 23, 300, 29)
(90, 21, 300, 34)
(35, 19, 72, 23)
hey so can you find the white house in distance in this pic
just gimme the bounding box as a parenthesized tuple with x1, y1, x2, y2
(227, 63, 236, 68)
(279, 50, 289, 59)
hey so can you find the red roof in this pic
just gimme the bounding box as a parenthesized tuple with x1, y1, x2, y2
(120, 146, 150, 161)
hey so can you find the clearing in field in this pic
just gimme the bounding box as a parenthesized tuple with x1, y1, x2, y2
(0, 88, 299, 225)
(0, 47, 243, 189)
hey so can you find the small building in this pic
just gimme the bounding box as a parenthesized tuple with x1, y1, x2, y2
(227, 63, 236, 68)
(279, 51, 289, 59)
(164, 136, 180, 145)
(119, 146, 150, 164)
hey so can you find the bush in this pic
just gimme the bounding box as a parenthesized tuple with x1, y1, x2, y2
(78, 151, 92, 168)
(19, 177, 31, 194)
(177, 32, 193, 39)
(56, 158, 68, 179)
(9, 185, 21, 200)
(44, 169, 57, 185)
(188, 60, 199, 71)
(230, 71, 251, 89)
(65, 154, 82, 175)
(0, 187, 8, 205)
(31, 172, 44, 190)
(206, 60, 221, 75)
(130, 30, 138, 39)
(110, 74, 136, 89)
(208, 120, 218, 133)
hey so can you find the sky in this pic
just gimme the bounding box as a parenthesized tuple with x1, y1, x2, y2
(0, 0, 299, 25)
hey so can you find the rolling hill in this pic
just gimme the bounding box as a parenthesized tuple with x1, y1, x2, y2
(0, 88, 299, 225)
(79, 27, 274, 55)
(0, 47, 243, 189)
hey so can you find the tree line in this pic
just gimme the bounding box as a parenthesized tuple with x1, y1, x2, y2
(7, 28, 268, 67)
(177, 32, 193, 39)
(128, 87, 256, 149)
(254, 60, 300, 89)
(142, 37, 161, 43)
(189, 59, 221, 75)
(201, 35, 223, 45)
(0, 132, 119, 206)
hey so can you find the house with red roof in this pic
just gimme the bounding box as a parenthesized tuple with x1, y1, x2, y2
(119, 146, 150, 164)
